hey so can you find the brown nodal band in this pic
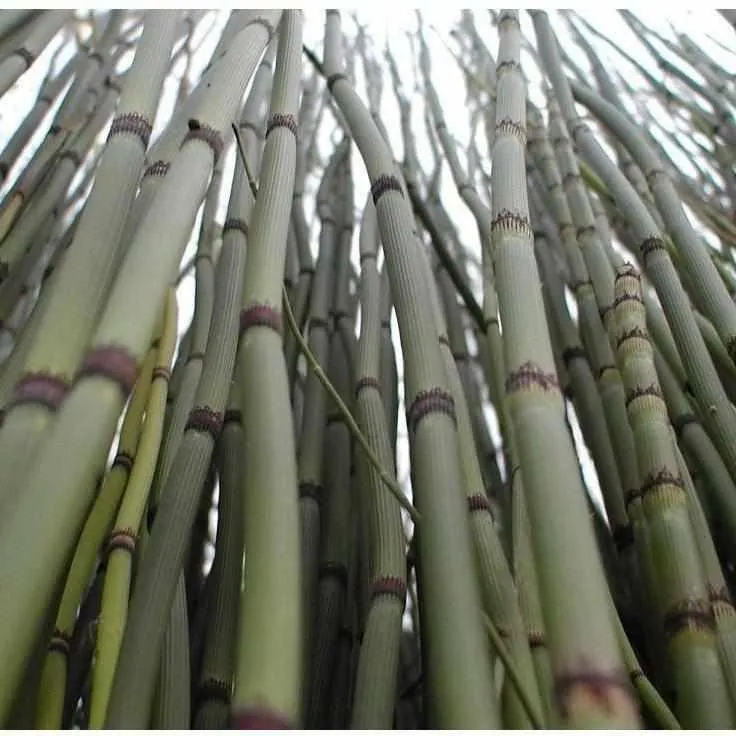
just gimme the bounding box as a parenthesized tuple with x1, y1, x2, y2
(327, 72, 347, 92)
(265, 112, 297, 138)
(707, 584, 732, 605)
(185, 406, 224, 440)
(612, 523, 635, 552)
(496, 117, 526, 141)
(624, 383, 663, 409)
(239, 304, 282, 337)
(105, 528, 137, 557)
(467, 493, 492, 514)
(561, 345, 586, 365)
(640, 236, 666, 261)
(663, 598, 715, 637)
(640, 467, 684, 500)
(318, 562, 348, 589)
(612, 291, 644, 310)
(223, 217, 248, 238)
(196, 677, 231, 706)
(355, 376, 381, 396)
(370, 174, 403, 204)
(144, 160, 169, 178)
(152, 366, 170, 382)
(224, 408, 242, 425)
(615, 262, 639, 279)
(108, 112, 153, 147)
(406, 387, 456, 433)
(299, 481, 322, 504)
(12, 47, 34, 69)
(496, 58, 520, 74)
(616, 325, 648, 350)
(78, 345, 139, 399)
(371, 576, 407, 603)
(554, 667, 633, 718)
(183, 120, 224, 163)
(187, 351, 206, 364)
(671, 412, 697, 437)
(111, 450, 134, 473)
(230, 708, 293, 730)
(528, 631, 547, 648)
(10, 372, 69, 411)
(48, 628, 71, 657)
(491, 208, 533, 238)
(506, 361, 559, 394)
(308, 316, 329, 331)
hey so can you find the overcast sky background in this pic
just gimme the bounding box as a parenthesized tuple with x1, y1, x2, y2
(0, 8, 733, 539)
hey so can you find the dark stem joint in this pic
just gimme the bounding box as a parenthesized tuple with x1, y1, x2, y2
(108, 112, 152, 147)
(48, 628, 71, 657)
(144, 160, 169, 178)
(406, 387, 456, 433)
(561, 345, 586, 365)
(196, 678, 231, 707)
(299, 481, 322, 505)
(105, 527, 137, 558)
(12, 47, 35, 69)
(554, 667, 633, 719)
(355, 375, 381, 396)
(183, 120, 224, 163)
(506, 360, 559, 394)
(223, 217, 249, 238)
(9, 372, 69, 412)
(327, 73, 347, 92)
(663, 598, 715, 637)
(224, 408, 242, 425)
(185, 406, 224, 440)
(112, 450, 134, 473)
(370, 174, 403, 204)
(265, 113, 298, 138)
(77, 345, 139, 400)
(371, 575, 407, 605)
(318, 562, 348, 589)
(239, 304, 282, 337)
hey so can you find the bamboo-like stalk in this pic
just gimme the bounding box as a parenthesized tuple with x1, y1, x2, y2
(0, 12, 179, 508)
(0, 13, 279, 724)
(613, 261, 733, 728)
(492, 11, 638, 728)
(323, 8, 498, 728)
(230, 10, 302, 728)
(0, 11, 70, 98)
(87, 293, 177, 728)
(349, 194, 406, 728)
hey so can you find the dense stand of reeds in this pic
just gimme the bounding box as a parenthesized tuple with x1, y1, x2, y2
(0, 7, 733, 729)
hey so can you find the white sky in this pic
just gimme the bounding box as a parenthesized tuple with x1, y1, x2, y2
(0, 8, 733, 532)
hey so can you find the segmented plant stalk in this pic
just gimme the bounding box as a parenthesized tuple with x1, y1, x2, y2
(350, 195, 406, 728)
(491, 10, 638, 728)
(613, 262, 734, 728)
(0, 13, 278, 725)
(230, 10, 302, 728)
(324, 8, 498, 728)
(0, 11, 178, 509)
